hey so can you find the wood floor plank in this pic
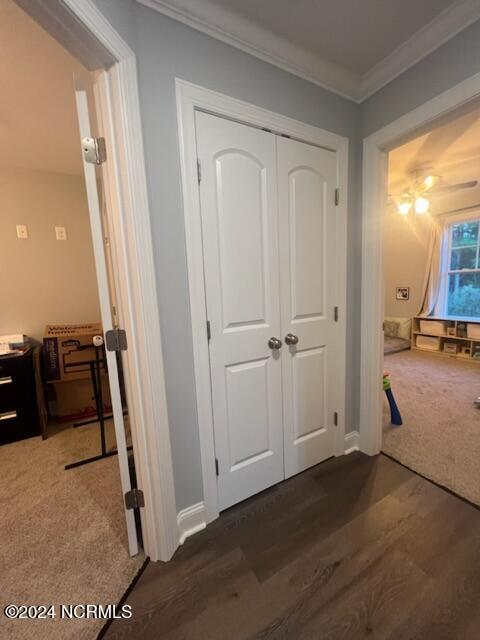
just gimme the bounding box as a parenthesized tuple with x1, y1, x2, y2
(169, 463, 328, 574)
(243, 453, 414, 581)
(104, 548, 260, 639)
(104, 453, 480, 640)
(291, 549, 431, 640)
(395, 493, 477, 578)
(386, 505, 480, 640)
(147, 478, 439, 640)
(241, 479, 446, 640)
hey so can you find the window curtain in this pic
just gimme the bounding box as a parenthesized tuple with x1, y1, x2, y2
(418, 219, 447, 317)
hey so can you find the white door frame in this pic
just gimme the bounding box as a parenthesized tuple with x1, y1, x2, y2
(21, 0, 179, 561)
(176, 79, 349, 523)
(360, 71, 480, 455)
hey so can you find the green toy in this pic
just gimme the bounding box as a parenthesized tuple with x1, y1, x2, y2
(383, 373, 403, 426)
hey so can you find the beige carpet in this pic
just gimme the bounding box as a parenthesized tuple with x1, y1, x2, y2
(383, 349, 480, 505)
(0, 419, 144, 640)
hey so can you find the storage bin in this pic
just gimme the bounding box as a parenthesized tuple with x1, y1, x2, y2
(467, 323, 480, 339)
(443, 342, 458, 354)
(416, 335, 440, 351)
(419, 319, 447, 335)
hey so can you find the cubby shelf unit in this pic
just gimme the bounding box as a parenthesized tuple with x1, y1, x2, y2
(412, 316, 480, 362)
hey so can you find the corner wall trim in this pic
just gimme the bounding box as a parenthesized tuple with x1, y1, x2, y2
(344, 430, 360, 454)
(178, 502, 207, 545)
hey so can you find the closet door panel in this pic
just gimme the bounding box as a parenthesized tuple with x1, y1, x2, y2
(289, 167, 325, 319)
(278, 136, 337, 477)
(292, 347, 327, 443)
(216, 152, 268, 329)
(196, 111, 284, 511)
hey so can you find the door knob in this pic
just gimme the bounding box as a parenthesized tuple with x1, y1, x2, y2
(268, 337, 282, 350)
(285, 333, 299, 345)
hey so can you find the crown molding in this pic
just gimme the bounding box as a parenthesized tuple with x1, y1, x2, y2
(137, 0, 359, 100)
(137, 0, 480, 103)
(359, 0, 480, 101)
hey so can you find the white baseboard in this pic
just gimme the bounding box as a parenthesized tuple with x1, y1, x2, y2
(344, 430, 360, 454)
(177, 501, 207, 545)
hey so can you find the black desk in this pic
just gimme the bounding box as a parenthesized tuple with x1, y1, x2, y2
(0, 346, 45, 445)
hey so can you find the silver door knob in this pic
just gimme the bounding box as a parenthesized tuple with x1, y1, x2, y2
(285, 333, 299, 345)
(268, 337, 282, 350)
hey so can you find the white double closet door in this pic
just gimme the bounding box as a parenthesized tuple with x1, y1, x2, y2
(196, 111, 338, 511)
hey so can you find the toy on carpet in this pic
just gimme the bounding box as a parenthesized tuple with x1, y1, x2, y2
(383, 372, 403, 426)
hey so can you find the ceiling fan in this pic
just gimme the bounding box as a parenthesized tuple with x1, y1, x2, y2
(390, 172, 478, 215)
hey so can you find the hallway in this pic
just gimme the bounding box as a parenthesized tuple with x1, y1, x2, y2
(104, 452, 480, 639)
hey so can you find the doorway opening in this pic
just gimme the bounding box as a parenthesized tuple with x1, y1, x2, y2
(4, 0, 179, 565)
(381, 105, 480, 503)
(360, 70, 480, 508)
(0, 2, 150, 633)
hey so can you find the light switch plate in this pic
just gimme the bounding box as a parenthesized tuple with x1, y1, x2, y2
(16, 225, 28, 239)
(55, 226, 67, 241)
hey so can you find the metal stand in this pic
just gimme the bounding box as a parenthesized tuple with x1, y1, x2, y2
(65, 345, 131, 470)
(73, 410, 127, 428)
(73, 414, 112, 428)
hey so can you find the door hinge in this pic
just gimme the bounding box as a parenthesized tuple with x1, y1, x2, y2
(124, 488, 144, 510)
(206, 320, 211, 341)
(334, 411, 338, 426)
(105, 328, 128, 352)
(215, 458, 219, 476)
(334, 188, 340, 206)
(197, 158, 202, 183)
(82, 137, 106, 165)
(334, 306, 339, 322)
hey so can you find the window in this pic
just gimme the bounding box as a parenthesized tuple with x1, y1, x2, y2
(446, 219, 480, 318)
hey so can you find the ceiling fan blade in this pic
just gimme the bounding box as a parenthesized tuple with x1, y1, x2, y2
(388, 191, 411, 199)
(430, 180, 478, 193)
(422, 175, 440, 191)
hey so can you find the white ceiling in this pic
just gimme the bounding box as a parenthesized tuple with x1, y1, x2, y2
(388, 107, 480, 214)
(0, 0, 93, 176)
(139, 0, 480, 101)
(211, 0, 455, 76)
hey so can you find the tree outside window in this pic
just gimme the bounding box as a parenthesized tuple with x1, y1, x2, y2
(447, 220, 480, 318)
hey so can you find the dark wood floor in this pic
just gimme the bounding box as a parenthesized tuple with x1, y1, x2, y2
(104, 452, 480, 639)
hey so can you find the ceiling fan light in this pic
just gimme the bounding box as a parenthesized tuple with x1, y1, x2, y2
(398, 201, 412, 215)
(423, 175, 436, 190)
(415, 197, 429, 214)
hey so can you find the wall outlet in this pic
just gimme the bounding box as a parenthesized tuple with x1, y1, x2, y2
(16, 224, 28, 239)
(55, 226, 67, 241)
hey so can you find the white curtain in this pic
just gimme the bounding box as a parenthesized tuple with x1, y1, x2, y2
(418, 219, 446, 317)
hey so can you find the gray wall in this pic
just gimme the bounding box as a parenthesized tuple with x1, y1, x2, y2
(91, 0, 136, 50)
(90, 1, 480, 514)
(131, 5, 361, 511)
